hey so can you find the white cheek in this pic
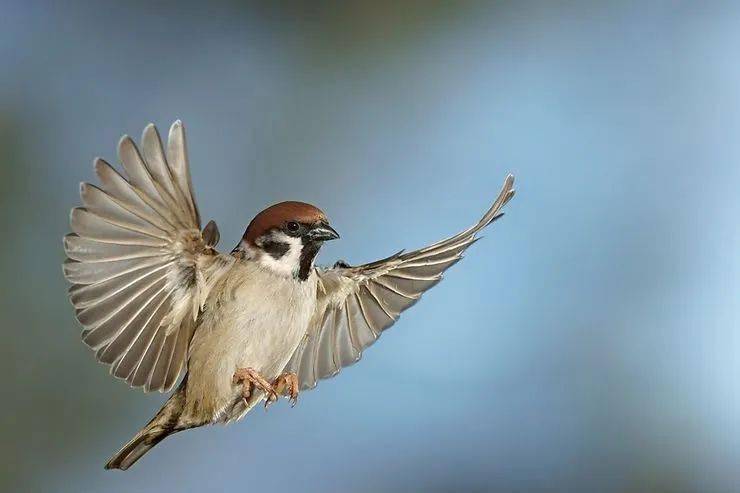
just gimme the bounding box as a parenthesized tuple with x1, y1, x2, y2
(255, 232, 303, 277)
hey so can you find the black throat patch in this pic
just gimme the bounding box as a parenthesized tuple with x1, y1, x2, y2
(298, 240, 321, 281)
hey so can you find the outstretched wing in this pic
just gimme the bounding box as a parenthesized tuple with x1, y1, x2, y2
(284, 174, 515, 390)
(63, 121, 234, 393)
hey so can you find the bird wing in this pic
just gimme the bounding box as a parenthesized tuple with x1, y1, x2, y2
(283, 174, 515, 391)
(63, 121, 234, 393)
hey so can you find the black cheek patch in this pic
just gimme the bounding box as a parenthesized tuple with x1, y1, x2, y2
(262, 240, 290, 260)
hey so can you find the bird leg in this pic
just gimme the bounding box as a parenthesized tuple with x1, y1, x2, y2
(267, 372, 300, 408)
(233, 367, 278, 405)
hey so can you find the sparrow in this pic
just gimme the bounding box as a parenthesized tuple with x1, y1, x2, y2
(62, 120, 515, 470)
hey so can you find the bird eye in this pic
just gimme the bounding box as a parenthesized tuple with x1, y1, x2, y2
(286, 221, 300, 233)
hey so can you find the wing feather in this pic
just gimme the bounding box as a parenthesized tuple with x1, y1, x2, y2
(148, 330, 178, 392)
(346, 293, 378, 350)
(120, 135, 193, 230)
(68, 260, 173, 308)
(64, 234, 165, 263)
(80, 183, 171, 240)
(97, 292, 171, 365)
(141, 124, 192, 221)
(111, 293, 173, 380)
(80, 275, 169, 349)
(315, 308, 340, 379)
(94, 158, 177, 232)
(63, 121, 234, 392)
(70, 208, 168, 247)
(164, 320, 193, 389)
(131, 327, 167, 388)
(296, 324, 319, 389)
(285, 174, 515, 391)
(167, 121, 200, 226)
(63, 256, 167, 285)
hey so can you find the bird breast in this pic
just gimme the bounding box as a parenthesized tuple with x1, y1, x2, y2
(184, 261, 317, 422)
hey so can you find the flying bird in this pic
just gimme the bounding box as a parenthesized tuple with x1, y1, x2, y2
(62, 121, 515, 470)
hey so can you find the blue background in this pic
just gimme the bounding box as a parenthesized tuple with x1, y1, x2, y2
(1, 2, 739, 492)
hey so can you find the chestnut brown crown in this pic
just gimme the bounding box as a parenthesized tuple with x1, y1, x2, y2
(243, 201, 329, 245)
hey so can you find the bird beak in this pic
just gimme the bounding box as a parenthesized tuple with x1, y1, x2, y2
(307, 222, 340, 242)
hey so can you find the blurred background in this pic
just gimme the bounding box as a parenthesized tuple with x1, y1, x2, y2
(1, 1, 739, 492)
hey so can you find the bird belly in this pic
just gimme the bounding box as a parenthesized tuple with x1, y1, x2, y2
(182, 266, 316, 423)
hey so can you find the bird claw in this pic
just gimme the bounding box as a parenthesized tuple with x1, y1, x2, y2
(263, 389, 279, 410)
(233, 367, 276, 407)
(272, 372, 300, 408)
(233, 368, 299, 410)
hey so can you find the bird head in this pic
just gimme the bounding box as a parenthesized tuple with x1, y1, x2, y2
(236, 201, 339, 280)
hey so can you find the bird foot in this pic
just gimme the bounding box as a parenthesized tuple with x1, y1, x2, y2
(233, 367, 277, 405)
(267, 372, 300, 409)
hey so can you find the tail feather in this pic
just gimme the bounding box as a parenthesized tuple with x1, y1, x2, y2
(105, 386, 189, 470)
(105, 430, 167, 471)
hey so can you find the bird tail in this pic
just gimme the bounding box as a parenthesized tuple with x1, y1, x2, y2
(105, 383, 190, 470)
